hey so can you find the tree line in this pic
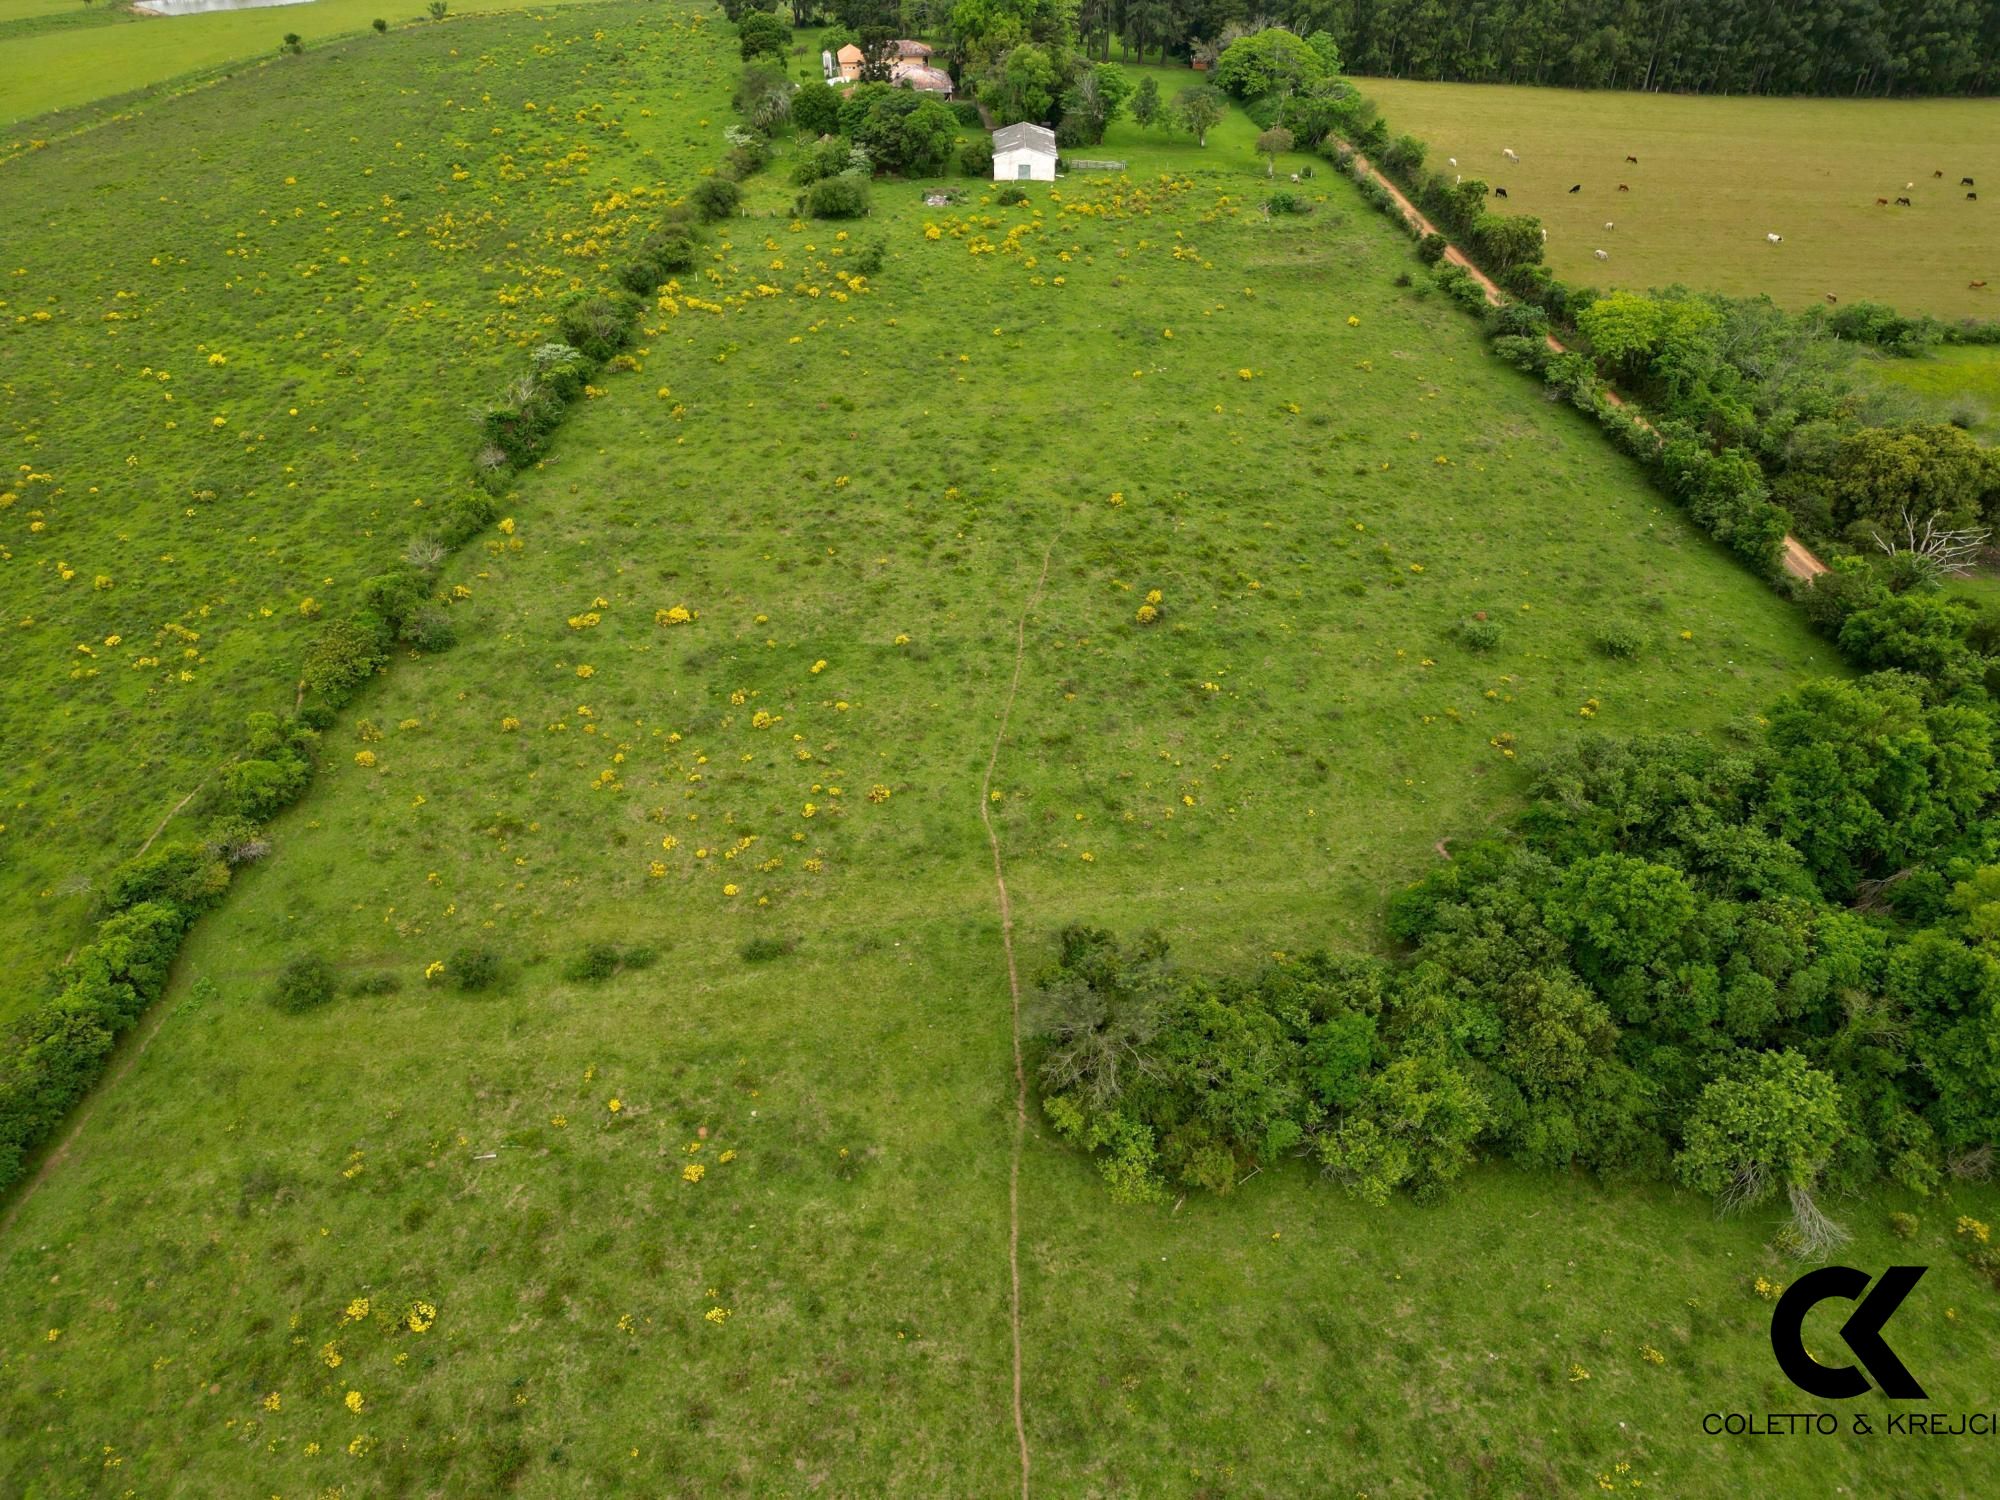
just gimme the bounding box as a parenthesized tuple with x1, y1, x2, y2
(789, 0, 2000, 98)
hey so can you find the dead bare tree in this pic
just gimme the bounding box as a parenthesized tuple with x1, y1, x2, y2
(1871, 507, 1990, 583)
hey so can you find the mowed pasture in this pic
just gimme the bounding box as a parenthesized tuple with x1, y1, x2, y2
(0, 0, 616, 129)
(1357, 77, 2000, 320)
(0, 7, 733, 1010)
(8, 40, 1982, 1490)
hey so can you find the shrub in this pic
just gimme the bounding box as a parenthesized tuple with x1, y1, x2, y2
(689, 177, 742, 222)
(271, 953, 337, 1014)
(1889, 1210, 1920, 1239)
(555, 292, 632, 362)
(792, 79, 841, 137)
(736, 9, 787, 60)
(398, 604, 458, 654)
(300, 616, 387, 706)
(791, 134, 855, 187)
(1265, 190, 1309, 215)
(371, 16, 386, 32)
(347, 972, 403, 997)
(959, 133, 994, 178)
(451, 944, 503, 992)
(721, 140, 769, 181)
(995, 184, 1029, 207)
(800, 175, 869, 219)
(1416, 231, 1448, 265)
(1595, 623, 1644, 658)
(1456, 616, 1501, 651)
(565, 943, 624, 983)
(850, 237, 887, 276)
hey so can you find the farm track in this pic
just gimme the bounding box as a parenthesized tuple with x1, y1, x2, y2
(1340, 145, 1830, 583)
(976, 533, 1059, 1500)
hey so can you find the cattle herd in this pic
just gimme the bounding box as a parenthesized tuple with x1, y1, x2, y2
(1484, 146, 1983, 287)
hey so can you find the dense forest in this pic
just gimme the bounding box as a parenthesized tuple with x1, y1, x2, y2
(811, 0, 2000, 97)
(1306, 0, 2000, 96)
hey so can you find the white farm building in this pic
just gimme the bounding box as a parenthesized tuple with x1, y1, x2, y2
(991, 121, 1057, 182)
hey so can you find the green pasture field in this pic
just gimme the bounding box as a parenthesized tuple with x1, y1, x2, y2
(0, 5, 735, 1011)
(1856, 343, 2000, 443)
(11, 36, 1985, 1490)
(1355, 77, 2000, 322)
(0, 0, 618, 130)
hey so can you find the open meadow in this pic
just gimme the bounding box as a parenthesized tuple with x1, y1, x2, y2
(0, 0, 621, 129)
(11, 11, 2000, 1493)
(0, 3, 733, 1008)
(1355, 77, 2000, 321)
(4, 9, 2000, 1498)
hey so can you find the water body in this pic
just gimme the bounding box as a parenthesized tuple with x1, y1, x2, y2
(135, 0, 317, 15)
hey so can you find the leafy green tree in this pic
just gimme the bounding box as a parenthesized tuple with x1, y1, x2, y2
(1254, 125, 1294, 175)
(1674, 1049, 1845, 1207)
(899, 97, 958, 175)
(1128, 72, 1160, 130)
(792, 78, 843, 137)
(1763, 677, 1999, 895)
(1173, 84, 1225, 146)
(736, 9, 789, 60)
(984, 42, 1062, 123)
(1320, 1051, 1490, 1205)
(1469, 211, 1544, 271)
(1827, 423, 2000, 536)
(1212, 26, 1333, 100)
(1545, 853, 1698, 976)
(1837, 591, 1982, 694)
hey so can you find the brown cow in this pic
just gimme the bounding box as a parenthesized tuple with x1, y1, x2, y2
(1876, 197, 1889, 205)
(1625, 154, 1638, 164)
(1972, 281, 1989, 290)
(1617, 183, 1630, 192)
(1825, 293, 1838, 303)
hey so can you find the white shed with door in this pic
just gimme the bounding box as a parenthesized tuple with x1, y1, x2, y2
(991, 122, 1057, 182)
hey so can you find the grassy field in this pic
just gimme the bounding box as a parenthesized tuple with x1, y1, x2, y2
(1356, 77, 2000, 321)
(1855, 344, 2000, 443)
(12, 16, 1993, 1492)
(4, 15, 1997, 1497)
(0, 5, 736, 1008)
(0, 0, 618, 129)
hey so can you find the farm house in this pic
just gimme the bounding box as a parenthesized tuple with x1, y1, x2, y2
(991, 121, 1057, 182)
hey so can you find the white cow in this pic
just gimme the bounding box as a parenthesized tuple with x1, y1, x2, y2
(1502, 147, 1519, 162)
(1447, 156, 1457, 167)
(1603, 221, 1614, 230)
(1766, 232, 1783, 244)
(1593, 248, 1609, 261)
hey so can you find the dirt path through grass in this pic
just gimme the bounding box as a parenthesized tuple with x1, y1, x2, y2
(978, 535, 1059, 1499)
(1342, 144, 1830, 583)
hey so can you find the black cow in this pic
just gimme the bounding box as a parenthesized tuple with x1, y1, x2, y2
(1896, 196, 1913, 205)
(1963, 177, 1976, 186)
(1568, 183, 1581, 193)
(1493, 186, 1508, 198)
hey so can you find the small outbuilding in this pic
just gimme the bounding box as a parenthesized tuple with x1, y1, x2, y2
(991, 121, 1057, 182)
(834, 42, 864, 80)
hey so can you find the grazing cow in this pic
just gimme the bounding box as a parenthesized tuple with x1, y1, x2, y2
(1972, 281, 1989, 290)
(1603, 221, 1614, 230)
(1766, 233, 1783, 244)
(1568, 183, 1582, 193)
(1625, 154, 1638, 163)
(1963, 177, 1976, 186)
(1593, 248, 1608, 261)
(1934, 170, 1944, 178)
(1447, 157, 1457, 167)
(1896, 196, 1912, 205)
(1876, 197, 1889, 205)
(1494, 186, 1508, 198)
(1502, 147, 1519, 162)
(1617, 183, 1630, 192)
(1970, 192, 1980, 201)
(1825, 293, 1838, 303)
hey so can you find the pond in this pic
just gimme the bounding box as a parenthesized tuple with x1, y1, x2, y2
(135, 0, 317, 14)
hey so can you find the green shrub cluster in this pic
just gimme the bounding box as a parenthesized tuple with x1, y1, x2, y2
(1043, 676, 2000, 1228)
